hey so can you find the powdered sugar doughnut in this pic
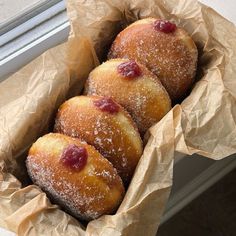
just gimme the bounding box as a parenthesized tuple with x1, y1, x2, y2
(54, 95, 143, 185)
(26, 133, 125, 221)
(108, 18, 198, 102)
(85, 59, 171, 135)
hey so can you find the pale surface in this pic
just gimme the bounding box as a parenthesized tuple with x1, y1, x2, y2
(200, 0, 236, 24)
(0, 0, 236, 236)
(0, 228, 14, 236)
(0, 0, 44, 24)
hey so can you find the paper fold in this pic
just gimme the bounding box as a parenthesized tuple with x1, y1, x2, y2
(0, 0, 236, 235)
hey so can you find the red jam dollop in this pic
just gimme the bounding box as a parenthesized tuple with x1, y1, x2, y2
(117, 60, 142, 78)
(93, 97, 119, 114)
(60, 144, 88, 170)
(154, 20, 176, 33)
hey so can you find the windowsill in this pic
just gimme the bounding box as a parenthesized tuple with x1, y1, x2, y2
(0, 0, 235, 235)
(0, 0, 70, 80)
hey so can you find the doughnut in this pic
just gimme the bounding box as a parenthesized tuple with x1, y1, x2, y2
(54, 95, 143, 185)
(26, 133, 125, 221)
(108, 18, 198, 101)
(84, 58, 171, 135)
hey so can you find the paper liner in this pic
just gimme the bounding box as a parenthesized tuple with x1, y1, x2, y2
(0, 0, 236, 235)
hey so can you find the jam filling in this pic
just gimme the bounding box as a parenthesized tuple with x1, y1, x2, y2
(93, 97, 119, 114)
(154, 20, 176, 33)
(117, 60, 142, 78)
(60, 144, 88, 170)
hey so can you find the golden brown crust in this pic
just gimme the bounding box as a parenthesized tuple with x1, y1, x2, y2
(108, 18, 198, 101)
(85, 58, 171, 135)
(54, 95, 143, 185)
(26, 133, 125, 221)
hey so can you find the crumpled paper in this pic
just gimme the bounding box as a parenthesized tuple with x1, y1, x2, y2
(0, 0, 236, 235)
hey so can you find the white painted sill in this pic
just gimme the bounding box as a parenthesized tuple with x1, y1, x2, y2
(0, 0, 235, 235)
(0, 0, 70, 80)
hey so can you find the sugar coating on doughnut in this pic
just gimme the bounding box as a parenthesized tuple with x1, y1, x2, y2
(26, 133, 125, 221)
(85, 59, 171, 135)
(54, 96, 143, 185)
(108, 18, 198, 101)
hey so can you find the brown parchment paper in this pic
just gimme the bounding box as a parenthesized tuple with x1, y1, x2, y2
(1, 0, 236, 235)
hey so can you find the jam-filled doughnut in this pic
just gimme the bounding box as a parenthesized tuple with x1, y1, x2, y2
(85, 58, 171, 135)
(108, 18, 198, 101)
(26, 133, 125, 221)
(54, 95, 143, 185)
